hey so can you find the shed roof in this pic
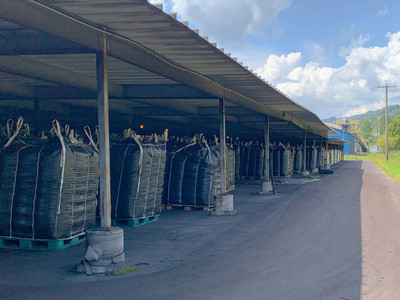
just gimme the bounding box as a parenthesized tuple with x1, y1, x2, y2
(0, 0, 336, 142)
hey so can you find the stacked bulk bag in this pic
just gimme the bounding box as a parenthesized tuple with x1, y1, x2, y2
(226, 146, 236, 189)
(0, 119, 99, 240)
(269, 146, 273, 178)
(317, 146, 325, 168)
(162, 137, 186, 205)
(294, 145, 302, 173)
(210, 137, 235, 192)
(305, 147, 311, 170)
(239, 142, 264, 179)
(240, 142, 251, 177)
(279, 143, 292, 177)
(110, 130, 166, 221)
(310, 146, 318, 170)
(165, 136, 220, 207)
(233, 142, 241, 179)
(273, 147, 280, 177)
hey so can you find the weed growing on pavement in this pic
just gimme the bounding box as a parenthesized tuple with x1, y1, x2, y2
(115, 265, 140, 275)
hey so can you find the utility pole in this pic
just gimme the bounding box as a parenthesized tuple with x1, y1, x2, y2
(378, 84, 396, 161)
(378, 108, 380, 138)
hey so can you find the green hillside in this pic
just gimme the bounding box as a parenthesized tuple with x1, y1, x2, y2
(323, 104, 400, 150)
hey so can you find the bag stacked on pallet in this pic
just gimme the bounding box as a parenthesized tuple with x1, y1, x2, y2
(232, 142, 241, 179)
(310, 146, 318, 170)
(165, 135, 220, 207)
(294, 145, 303, 173)
(110, 129, 166, 221)
(162, 136, 188, 205)
(209, 136, 235, 192)
(278, 143, 293, 177)
(0, 119, 99, 240)
(240, 142, 264, 178)
(226, 146, 236, 190)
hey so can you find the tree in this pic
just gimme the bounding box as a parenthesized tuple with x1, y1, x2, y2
(377, 135, 400, 152)
(388, 119, 400, 137)
(360, 119, 373, 140)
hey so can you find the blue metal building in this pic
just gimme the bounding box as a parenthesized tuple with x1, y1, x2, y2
(326, 123, 356, 155)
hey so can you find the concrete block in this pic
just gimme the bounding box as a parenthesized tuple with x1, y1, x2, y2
(212, 194, 237, 216)
(76, 227, 125, 275)
(259, 181, 273, 194)
(301, 171, 310, 176)
(311, 168, 319, 174)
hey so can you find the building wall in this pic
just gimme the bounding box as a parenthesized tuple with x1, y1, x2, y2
(328, 128, 356, 155)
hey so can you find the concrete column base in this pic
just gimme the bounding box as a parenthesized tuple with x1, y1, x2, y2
(212, 194, 237, 216)
(324, 164, 331, 169)
(311, 168, 319, 174)
(301, 170, 310, 176)
(75, 227, 125, 276)
(259, 181, 273, 194)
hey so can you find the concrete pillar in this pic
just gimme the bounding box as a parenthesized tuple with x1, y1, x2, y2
(260, 115, 273, 194)
(77, 35, 125, 275)
(213, 98, 236, 216)
(302, 130, 309, 176)
(97, 36, 112, 229)
(219, 97, 226, 195)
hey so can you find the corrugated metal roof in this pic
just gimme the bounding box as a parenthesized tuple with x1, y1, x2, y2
(0, 0, 335, 139)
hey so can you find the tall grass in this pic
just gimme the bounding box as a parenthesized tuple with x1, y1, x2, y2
(345, 152, 400, 182)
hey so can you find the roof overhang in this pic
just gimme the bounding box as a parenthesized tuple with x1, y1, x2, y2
(0, 0, 332, 142)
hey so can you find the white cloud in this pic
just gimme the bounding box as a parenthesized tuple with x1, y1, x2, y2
(338, 34, 372, 57)
(256, 31, 400, 118)
(377, 5, 388, 17)
(163, 0, 291, 45)
(343, 101, 385, 117)
(255, 52, 302, 83)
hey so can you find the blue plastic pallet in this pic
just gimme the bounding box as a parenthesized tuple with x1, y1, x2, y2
(0, 233, 86, 250)
(112, 216, 159, 227)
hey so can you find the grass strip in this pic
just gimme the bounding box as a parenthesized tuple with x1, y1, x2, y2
(345, 152, 400, 182)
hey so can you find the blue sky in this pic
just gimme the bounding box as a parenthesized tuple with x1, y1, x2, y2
(149, 0, 400, 119)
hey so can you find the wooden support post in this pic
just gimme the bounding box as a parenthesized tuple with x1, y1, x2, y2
(97, 35, 112, 228)
(219, 98, 226, 195)
(326, 140, 329, 165)
(303, 130, 307, 171)
(264, 115, 270, 181)
(320, 138, 323, 167)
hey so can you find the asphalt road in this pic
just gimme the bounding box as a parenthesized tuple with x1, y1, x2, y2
(1, 160, 399, 299)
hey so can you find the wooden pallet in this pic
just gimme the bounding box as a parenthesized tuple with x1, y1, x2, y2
(226, 185, 235, 192)
(165, 205, 215, 212)
(0, 233, 86, 251)
(112, 216, 159, 227)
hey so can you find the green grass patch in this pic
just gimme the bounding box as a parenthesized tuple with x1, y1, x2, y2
(115, 265, 140, 275)
(306, 174, 320, 179)
(344, 152, 400, 182)
(344, 153, 370, 161)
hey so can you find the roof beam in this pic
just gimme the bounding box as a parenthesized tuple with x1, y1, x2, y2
(0, 56, 123, 97)
(123, 84, 215, 99)
(0, 29, 94, 55)
(198, 106, 262, 116)
(0, 81, 35, 98)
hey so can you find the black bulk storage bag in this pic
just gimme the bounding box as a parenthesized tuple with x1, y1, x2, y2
(0, 119, 99, 240)
(111, 130, 166, 221)
(166, 137, 219, 207)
